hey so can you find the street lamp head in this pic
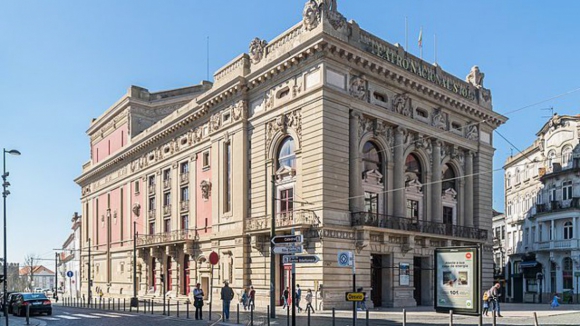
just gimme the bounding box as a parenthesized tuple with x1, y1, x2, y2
(5, 149, 21, 156)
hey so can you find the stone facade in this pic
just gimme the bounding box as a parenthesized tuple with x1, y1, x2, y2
(75, 1, 506, 309)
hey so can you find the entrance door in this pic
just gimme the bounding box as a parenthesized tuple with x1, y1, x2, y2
(413, 257, 422, 305)
(513, 276, 523, 303)
(183, 255, 190, 295)
(371, 254, 382, 307)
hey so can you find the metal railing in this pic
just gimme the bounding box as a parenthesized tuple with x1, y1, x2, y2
(245, 210, 319, 232)
(351, 211, 488, 240)
(136, 229, 198, 246)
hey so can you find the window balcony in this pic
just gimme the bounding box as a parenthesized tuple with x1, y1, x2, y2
(163, 205, 171, 215)
(163, 179, 171, 189)
(148, 185, 156, 195)
(534, 198, 580, 217)
(245, 210, 319, 233)
(350, 211, 488, 241)
(180, 200, 189, 211)
(147, 209, 156, 219)
(180, 172, 189, 184)
(533, 239, 580, 251)
(136, 228, 199, 247)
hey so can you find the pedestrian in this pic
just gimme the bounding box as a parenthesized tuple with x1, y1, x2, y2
(356, 287, 367, 311)
(193, 283, 204, 320)
(282, 287, 289, 309)
(241, 288, 249, 310)
(488, 282, 502, 317)
(305, 289, 315, 314)
(220, 281, 235, 321)
(482, 290, 490, 316)
(249, 286, 256, 311)
(551, 293, 560, 309)
(296, 284, 303, 312)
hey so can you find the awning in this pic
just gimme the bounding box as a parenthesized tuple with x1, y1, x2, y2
(520, 261, 538, 268)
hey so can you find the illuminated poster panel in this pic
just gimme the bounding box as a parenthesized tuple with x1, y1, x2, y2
(434, 246, 481, 315)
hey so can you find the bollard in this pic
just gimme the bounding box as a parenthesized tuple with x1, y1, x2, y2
(492, 311, 496, 326)
(267, 305, 270, 326)
(533, 312, 539, 326)
(366, 309, 369, 326)
(286, 303, 289, 326)
(177, 300, 180, 318)
(308, 307, 311, 326)
(108, 298, 111, 310)
(250, 305, 254, 326)
(124, 298, 126, 312)
(151, 299, 154, 315)
(26, 304, 30, 325)
(168, 298, 171, 316)
(209, 302, 212, 321)
(332, 307, 335, 326)
(449, 310, 453, 326)
(186, 300, 190, 319)
(403, 309, 407, 326)
(237, 302, 240, 324)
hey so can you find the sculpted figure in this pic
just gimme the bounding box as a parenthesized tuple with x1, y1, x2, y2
(432, 108, 447, 130)
(302, 0, 321, 31)
(465, 65, 484, 88)
(249, 38, 268, 64)
(349, 76, 367, 101)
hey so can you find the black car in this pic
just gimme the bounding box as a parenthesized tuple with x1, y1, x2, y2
(5, 292, 20, 314)
(11, 293, 52, 316)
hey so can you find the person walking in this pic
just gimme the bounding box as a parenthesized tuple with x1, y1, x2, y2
(221, 281, 235, 321)
(305, 289, 315, 314)
(241, 288, 249, 310)
(356, 287, 367, 311)
(296, 284, 303, 312)
(282, 287, 289, 309)
(551, 293, 560, 309)
(488, 282, 503, 317)
(482, 290, 490, 316)
(249, 286, 256, 311)
(193, 283, 204, 320)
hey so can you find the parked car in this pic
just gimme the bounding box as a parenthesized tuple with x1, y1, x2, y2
(0, 291, 16, 312)
(11, 293, 52, 316)
(5, 293, 20, 314)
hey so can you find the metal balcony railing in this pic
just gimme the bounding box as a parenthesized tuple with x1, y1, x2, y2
(180, 200, 189, 211)
(163, 205, 171, 215)
(245, 210, 319, 232)
(535, 198, 580, 216)
(148, 185, 156, 195)
(147, 209, 156, 219)
(163, 179, 171, 189)
(535, 239, 580, 251)
(180, 172, 189, 184)
(350, 211, 488, 240)
(136, 229, 198, 247)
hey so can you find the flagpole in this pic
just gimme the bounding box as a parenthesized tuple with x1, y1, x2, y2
(418, 27, 423, 59)
(405, 17, 408, 51)
(434, 33, 437, 64)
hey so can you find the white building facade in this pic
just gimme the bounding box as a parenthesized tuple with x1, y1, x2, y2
(60, 212, 82, 298)
(504, 114, 580, 303)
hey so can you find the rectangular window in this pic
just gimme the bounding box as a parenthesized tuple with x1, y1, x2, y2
(148, 197, 156, 210)
(163, 169, 171, 182)
(202, 150, 210, 168)
(164, 218, 171, 233)
(364, 192, 378, 214)
(180, 162, 189, 174)
(501, 225, 506, 240)
(443, 207, 453, 224)
(134, 180, 140, 194)
(224, 142, 231, 213)
(180, 187, 189, 202)
(149, 221, 155, 235)
(181, 215, 189, 230)
(164, 192, 171, 207)
(563, 181, 572, 200)
(279, 188, 294, 215)
(406, 200, 419, 219)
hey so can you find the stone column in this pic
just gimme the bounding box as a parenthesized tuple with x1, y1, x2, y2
(393, 127, 406, 218)
(464, 151, 474, 228)
(431, 140, 442, 223)
(350, 111, 365, 213)
(458, 179, 465, 226)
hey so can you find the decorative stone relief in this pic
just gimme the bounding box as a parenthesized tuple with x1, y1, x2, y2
(302, 0, 321, 31)
(132, 203, 141, 217)
(405, 179, 423, 194)
(232, 100, 247, 121)
(431, 108, 447, 130)
(200, 180, 212, 201)
(266, 110, 302, 149)
(392, 93, 412, 118)
(210, 113, 221, 132)
(466, 123, 479, 141)
(349, 75, 367, 101)
(358, 115, 374, 139)
(465, 65, 484, 89)
(249, 37, 268, 65)
(193, 127, 203, 143)
(264, 89, 274, 110)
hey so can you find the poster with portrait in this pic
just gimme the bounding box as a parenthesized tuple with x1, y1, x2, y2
(434, 246, 480, 316)
(399, 263, 410, 286)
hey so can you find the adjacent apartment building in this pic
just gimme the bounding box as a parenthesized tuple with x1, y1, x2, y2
(504, 114, 580, 303)
(59, 212, 82, 298)
(75, 1, 506, 308)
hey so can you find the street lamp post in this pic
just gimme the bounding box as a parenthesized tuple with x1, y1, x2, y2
(2, 148, 20, 325)
(131, 221, 138, 308)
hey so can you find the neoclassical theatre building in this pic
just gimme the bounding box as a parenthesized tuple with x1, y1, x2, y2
(75, 1, 506, 308)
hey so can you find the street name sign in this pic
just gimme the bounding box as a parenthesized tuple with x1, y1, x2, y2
(345, 292, 365, 302)
(271, 235, 303, 246)
(283, 255, 319, 264)
(273, 245, 303, 254)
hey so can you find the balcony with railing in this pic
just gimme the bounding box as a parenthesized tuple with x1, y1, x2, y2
(136, 228, 198, 247)
(351, 212, 488, 240)
(148, 185, 156, 195)
(148, 209, 156, 219)
(533, 239, 580, 251)
(535, 198, 580, 217)
(245, 210, 319, 233)
(180, 172, 189, 184)
(163, 205, 171, 215)
(163, 178, 171, 189)
(180, 200, 189, 211)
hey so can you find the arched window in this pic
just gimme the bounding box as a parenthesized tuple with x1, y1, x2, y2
(562, 146, 573, 168)
(405, 154, 422, 182)
(362, 141, 382, 173)
(506, 173, 511, 188)
(442, 163, 456, 191)
(515, 169, 521, 184)
(277, 137, 296, 169)
(564, 221, 573, 239)
(548, 151, 556, 170)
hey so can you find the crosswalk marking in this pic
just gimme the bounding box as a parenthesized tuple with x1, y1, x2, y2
(55, 314, 81, 319)
(108, 312, 137, 317)
(37, 317, 60, 321)
(72, 313, 101, 318)
(92, 313, 122, 318)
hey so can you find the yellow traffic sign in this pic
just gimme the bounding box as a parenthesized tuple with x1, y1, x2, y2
(345, 292, 365, 302)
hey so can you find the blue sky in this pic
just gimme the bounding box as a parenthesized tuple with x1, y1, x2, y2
(1, 0, 579, 265)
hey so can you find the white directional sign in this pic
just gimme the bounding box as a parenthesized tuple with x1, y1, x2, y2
(271, 235, 303, 246)
(283, 255, 320, 264)
(273, 245, 303, 254)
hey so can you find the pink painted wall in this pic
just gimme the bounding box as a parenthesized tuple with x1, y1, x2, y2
(95, 193, 108, 250)
(131, 179, 143, 237)
(92, 123, 128, 163)
(196, 152, 212, 235)
(109, 187, 121, 248)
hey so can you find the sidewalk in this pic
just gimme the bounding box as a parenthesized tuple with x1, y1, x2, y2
(0, 314, 44, 326)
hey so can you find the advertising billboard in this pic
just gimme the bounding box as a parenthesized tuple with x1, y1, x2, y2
(434, 246, 481, 315)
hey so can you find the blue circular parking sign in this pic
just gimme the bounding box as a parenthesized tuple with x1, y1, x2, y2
(67, 271, 73, 278)
(338, 251, 351, 267)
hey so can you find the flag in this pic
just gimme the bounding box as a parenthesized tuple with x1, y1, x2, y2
(418, 28, 423, 48)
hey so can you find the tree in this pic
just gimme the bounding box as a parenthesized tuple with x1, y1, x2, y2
(23, 254, 40, 291)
